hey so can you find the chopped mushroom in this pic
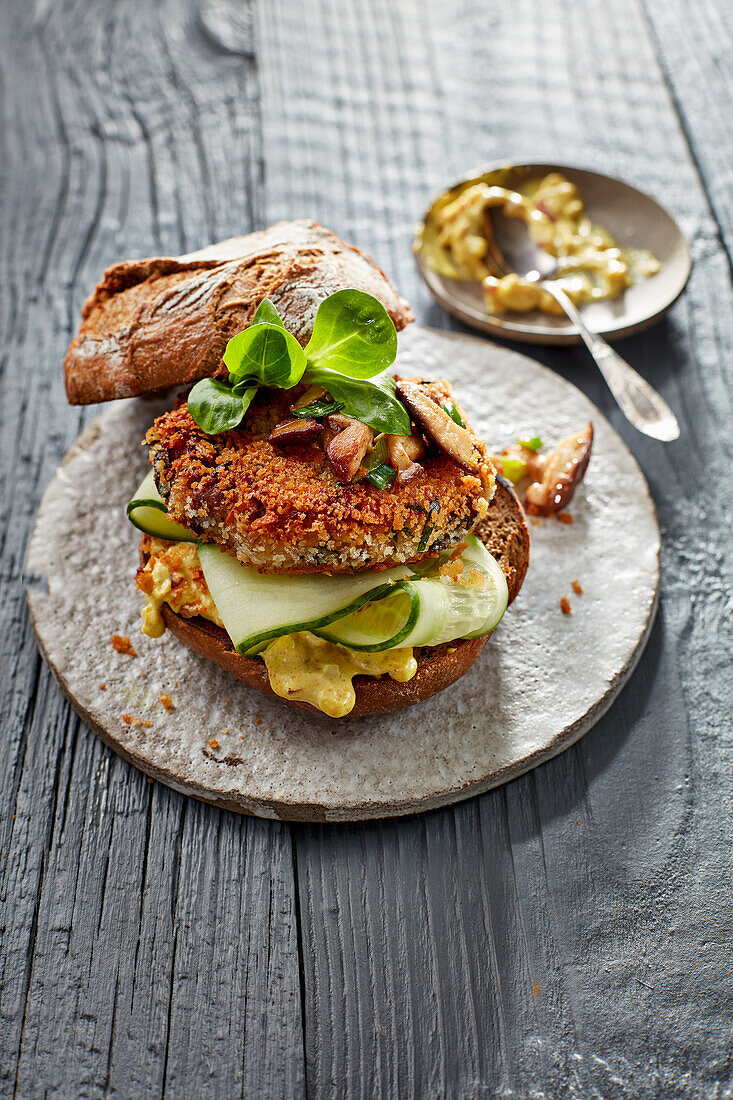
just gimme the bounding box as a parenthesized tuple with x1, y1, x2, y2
(291, 385, 328, 411)
(386, 433, 424, 483)
(268, 418, 324, 446)
(396, 381, 482, 471)
(324, 415, 374, 483)
(524, 422, 593, 515)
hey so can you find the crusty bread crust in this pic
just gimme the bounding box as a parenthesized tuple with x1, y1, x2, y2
(473, 475, 531, 606)
(150, 479, 529, 718)
(64, 220, 414, 405)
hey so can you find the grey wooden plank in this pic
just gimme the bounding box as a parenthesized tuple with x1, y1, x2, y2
(0, 2, 304, 1096)
(642, 0, 733, 267)
(257, 0, 732, 1095)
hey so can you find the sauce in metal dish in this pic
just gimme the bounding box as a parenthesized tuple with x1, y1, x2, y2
(423, 172, 660, 316)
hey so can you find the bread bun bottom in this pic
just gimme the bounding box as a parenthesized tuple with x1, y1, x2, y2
(162, 606, 489, 718)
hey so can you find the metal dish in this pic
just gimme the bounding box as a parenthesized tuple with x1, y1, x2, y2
(414, 161, 691, 345)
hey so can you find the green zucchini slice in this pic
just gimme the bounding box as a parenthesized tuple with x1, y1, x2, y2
(126, 470, 199, 542)
(197, 544, 412, 656)
(315, 535, 508, 651)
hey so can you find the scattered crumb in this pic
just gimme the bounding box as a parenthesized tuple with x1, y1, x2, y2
(147, 777, 154, 784)
(531, 517, 544, 527)
(224, 699, 229, 705)
(111, 634, 137, 657)
(557, 513, 573, 525)
(533, 981, 541, 997)
(221, 728, 228, 736)
(99, 683, 106, 691)
(439, 559, 464, 582)
(132, 717, 142, 727)
(208, 738, 219, 750)
(143, 720, 153, 729)
(254, 715, 261, 725)
(159, 693, 173, 711)
(560, 596, 571, 615)
(121, 714, 132, 724)
(140, 671, 147, 677)
(571, 580, 584, 596)
(174, 680, 179, 686)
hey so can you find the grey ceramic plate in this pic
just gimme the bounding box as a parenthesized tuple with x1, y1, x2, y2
(414, 162, 691, 345)
(26, 328, 660, 821)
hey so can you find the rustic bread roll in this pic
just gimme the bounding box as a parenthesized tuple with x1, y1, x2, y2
(64, 220, 414, 405)
(151, 478, 529, 718)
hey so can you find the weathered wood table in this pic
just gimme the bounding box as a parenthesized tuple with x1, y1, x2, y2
(2, 1, 731, 1096)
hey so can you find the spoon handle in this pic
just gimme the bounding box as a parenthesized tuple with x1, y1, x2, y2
(541, 283, 680, 441)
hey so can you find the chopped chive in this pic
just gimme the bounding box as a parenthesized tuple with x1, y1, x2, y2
(291, 398, 344, 419)
(500, 456, 528, 483)
(365, 463, 396, 490)
(518, 435, 542, 451)
(418, 500, 441, 552)
(443, 400, 465, 427)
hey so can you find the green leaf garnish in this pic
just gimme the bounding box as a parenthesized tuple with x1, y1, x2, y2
(518, 435, 542, 451)
(304, 289, 398, 379)
(188, 378, 251, 435)
(365, 463, 396, 490)
(443, 399, 465, 427)
(224, 322, 307, 389)
(291, 398, 344, 419)
(187, 289, 409, 439)
(251, 298, 286, 329)
(303, 367, 411, 435)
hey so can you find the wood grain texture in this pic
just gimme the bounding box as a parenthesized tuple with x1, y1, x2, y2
(0, 2, 303, 1097)
(258, 0, 732, 1095)
(1, 0, 731, 1096)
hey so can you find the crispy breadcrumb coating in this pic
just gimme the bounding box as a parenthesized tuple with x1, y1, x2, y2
(146, 380, 495, 574)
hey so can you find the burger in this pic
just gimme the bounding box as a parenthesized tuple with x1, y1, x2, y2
(63, 221, 529, 719)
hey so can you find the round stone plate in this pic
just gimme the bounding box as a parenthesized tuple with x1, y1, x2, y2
(26, 327, 659, 821)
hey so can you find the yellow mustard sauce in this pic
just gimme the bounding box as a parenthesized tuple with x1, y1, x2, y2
(137, 538, 224, 637)
(137, 540, 418, 718)
(425, 172, 660, 316)
(262, 632, 418, 719)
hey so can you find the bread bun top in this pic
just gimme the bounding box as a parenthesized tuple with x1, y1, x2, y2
(63, 220, 414, 405)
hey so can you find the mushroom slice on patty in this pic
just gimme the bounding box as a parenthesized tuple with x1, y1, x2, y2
(396, 381, 483, 471)
(324, 415, 375, 483)
(386, 432, 425, 483)
(268, 418, 324, 446)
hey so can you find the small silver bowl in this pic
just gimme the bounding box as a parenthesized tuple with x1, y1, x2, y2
(414, 161, 691, 346)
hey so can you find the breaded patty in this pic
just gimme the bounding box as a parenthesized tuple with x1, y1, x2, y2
(146, 381, 495, 574)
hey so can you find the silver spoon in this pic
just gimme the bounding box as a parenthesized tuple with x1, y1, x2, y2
(485, 207, 680, 441)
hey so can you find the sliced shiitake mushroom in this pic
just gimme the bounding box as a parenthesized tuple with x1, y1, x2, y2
(324, 415, 375, 483)
(395, 381, 482, 471)
(387, 433, 424, 464)
(386, 433, 425, 483)
(524, 422, 593, 515)
(268, 418, 323, 447)
(292, 385, 328, 409)
(291, 385, 328, 411)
